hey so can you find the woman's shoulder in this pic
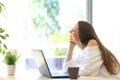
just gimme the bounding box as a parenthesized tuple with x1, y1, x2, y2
(87, 39, 98, 47)
(82, 39, 99, 52)
(83, 39, 100, 55)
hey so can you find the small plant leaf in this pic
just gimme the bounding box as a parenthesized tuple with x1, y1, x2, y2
(0, 28, 5, 33)
(5, 34, 9, 37)
(3, 50, 5, 55)
(3, 44, 7, 49)
(0, 2, 5, 13)
(0, 35, 5, 39)
(0, 40, 2, 44)
(0, 48, 2, 53)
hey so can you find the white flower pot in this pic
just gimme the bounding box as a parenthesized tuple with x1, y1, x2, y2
(7, 65, 16, 75)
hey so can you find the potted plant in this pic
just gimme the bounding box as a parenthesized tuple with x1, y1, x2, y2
(3, 49, 20, 75)
(0, 2, 19, 75)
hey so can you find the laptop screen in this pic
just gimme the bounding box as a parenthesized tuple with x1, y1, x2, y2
(31, 49, 69, 78)
(31, 49, 51, 77)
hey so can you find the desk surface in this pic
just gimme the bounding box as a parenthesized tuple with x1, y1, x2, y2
(0, 69, 112, 80)
(0, 75, 112, 80)
(0, 56, 112, 80)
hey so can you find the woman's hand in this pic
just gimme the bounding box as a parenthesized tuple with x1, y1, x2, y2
(69, 34, 76, 47)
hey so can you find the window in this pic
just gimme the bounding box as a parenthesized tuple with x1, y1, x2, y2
(1, 0, 90, 57)
(0, 0, 91, 69)
(26, 0, 88, 57)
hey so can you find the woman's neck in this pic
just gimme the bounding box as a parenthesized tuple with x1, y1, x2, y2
(77, 41, 86, 50)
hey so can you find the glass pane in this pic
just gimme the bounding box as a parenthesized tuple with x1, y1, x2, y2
(27, 0, 87, 57)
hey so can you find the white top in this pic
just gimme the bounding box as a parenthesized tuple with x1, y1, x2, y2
(63, 45, 120, 80)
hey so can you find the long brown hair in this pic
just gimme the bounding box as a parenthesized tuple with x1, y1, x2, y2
(78, 21, 120, 74)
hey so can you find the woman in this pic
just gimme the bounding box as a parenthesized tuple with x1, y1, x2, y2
(63, 21, 120, 80)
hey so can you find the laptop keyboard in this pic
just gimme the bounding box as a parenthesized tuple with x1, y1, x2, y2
(51, 71, 69, 76)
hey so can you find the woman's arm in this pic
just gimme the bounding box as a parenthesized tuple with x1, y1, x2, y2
(65, 42, 75, 62)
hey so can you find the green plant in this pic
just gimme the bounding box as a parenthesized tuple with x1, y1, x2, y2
(0, 2, 4, 13)
(0, 2, 9, 54)
(3, 49, 20, 65)
(0, 28, 9, 54)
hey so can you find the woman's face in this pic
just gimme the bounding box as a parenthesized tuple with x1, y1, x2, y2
(69, 23, 80, 43)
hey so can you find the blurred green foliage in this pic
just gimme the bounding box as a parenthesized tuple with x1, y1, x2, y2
(54, 48, 67, 56)
(30, 0, 68, 56)
(29, 0, 60, 36)
(47, 31, 69, 43)
(47, 31, 69, 56)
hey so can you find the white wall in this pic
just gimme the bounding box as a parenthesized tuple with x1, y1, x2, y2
(93, 0, 120, 61)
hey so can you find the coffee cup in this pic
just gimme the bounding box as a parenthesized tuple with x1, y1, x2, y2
(67, 67, 79, 79)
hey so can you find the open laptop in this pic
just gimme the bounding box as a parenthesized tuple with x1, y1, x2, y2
(31, 49, 69, 78)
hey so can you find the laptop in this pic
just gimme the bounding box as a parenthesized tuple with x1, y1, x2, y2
(31, 49, 69, 78)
